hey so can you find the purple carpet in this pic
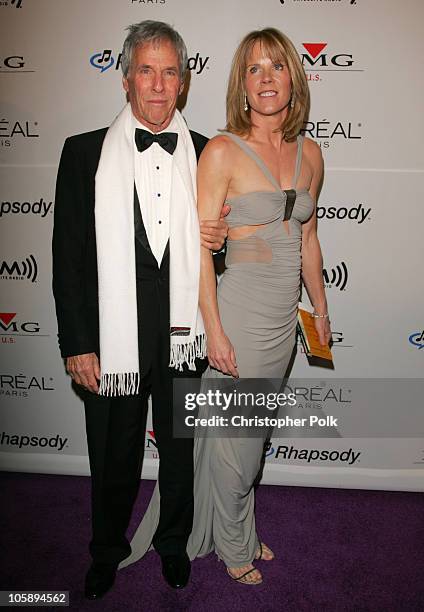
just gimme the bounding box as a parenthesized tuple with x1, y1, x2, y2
(1, 472, 423, 611)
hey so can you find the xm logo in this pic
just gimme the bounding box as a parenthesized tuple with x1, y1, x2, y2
(409, 331, 424, 350)
(323, 261, 348, 291)
(0, 255, 37, 282)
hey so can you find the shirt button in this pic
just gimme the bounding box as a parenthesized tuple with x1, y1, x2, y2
(158, 220, 162, 224)
(156, 166, 160, 170)
(157, 193, 161, 197)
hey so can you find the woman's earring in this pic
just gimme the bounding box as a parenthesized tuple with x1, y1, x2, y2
(290, 95, 295, 109)
(244, 93, 249, 112)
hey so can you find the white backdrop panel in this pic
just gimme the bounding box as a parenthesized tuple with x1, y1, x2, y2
(0, 0, 423, 491)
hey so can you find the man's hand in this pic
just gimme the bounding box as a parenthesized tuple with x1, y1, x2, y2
(200, 203, 230, 251)
(66, 352, 100, 394)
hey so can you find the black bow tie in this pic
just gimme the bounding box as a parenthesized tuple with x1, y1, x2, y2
(135, 128, 178, 155)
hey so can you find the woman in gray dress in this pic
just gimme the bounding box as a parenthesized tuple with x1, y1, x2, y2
(190, 27, 331, 584)
(120, 27, 331, 585)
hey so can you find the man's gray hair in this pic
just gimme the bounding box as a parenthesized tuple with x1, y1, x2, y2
(121, 20, 188, 79)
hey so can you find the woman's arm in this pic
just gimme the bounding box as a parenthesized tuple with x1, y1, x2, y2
(301, 140, 331, 346)
(197, 137, 238, 377)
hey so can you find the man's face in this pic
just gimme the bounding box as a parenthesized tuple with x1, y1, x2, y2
(123, 38, 184, 133)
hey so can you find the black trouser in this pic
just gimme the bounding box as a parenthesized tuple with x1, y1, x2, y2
(84, 358, 202, 566)
(84, 207, 206, 565)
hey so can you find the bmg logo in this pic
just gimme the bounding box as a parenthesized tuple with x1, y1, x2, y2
(0, 313, 40, 335)
(1, 56, 25, 70)
(301, 43, 354, 69)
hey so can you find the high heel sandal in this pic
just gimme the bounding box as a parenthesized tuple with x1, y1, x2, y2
(226, 565, 263, 585)
(255, 542, 275, 561)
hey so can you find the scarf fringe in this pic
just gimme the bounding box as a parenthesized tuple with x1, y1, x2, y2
(99, 372, 140, 397)
(169, 333, 207, 372)
(99, 335, 206, 396)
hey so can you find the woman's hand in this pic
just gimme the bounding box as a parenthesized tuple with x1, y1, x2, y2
(314, 316, 332, 347)
(207, 331, 239, 378)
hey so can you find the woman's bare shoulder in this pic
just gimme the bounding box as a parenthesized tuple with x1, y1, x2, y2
(302, 136, 323, 162)
(199, 134, 239, 170)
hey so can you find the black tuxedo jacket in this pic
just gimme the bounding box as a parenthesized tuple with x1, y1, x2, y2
(52, 127, 208, 359)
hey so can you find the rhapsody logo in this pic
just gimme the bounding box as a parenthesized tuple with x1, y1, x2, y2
(302, 119, 362, 149)
(90, 49, 117, 73)
(0, 255, 38, 282)
(0, 431, 68, 451)
(0, 373, 54, 398)
(409, 331, 424, 350)
(265, 441, 275, 458)
(90, 50, 209, 75)
(0, 118, 39, 148)
(0, 198, 53, 218)
(323, 261, 348, 290)
(0, 312, 43, 344)
(272, 444, 361, 466)
(317, 203, 371, 224)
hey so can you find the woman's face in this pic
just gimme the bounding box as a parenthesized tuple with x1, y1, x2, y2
(244, 41, 292, 118)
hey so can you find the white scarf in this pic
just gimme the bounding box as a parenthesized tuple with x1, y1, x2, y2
(95, 103, 206, 396)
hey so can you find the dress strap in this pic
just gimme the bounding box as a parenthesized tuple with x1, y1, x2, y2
(292, 134, 304, 189)
(221, 131, 283, 194)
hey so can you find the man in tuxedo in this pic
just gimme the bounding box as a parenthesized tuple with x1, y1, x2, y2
(52, 20, 227, 599)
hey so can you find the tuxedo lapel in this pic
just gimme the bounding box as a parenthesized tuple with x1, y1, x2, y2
(190, 130, 208, 162)
(134, 185, 153, 256)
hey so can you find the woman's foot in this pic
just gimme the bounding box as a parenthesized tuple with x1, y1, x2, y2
(227, 564, 263, 585)
(255, 542, 274, 561)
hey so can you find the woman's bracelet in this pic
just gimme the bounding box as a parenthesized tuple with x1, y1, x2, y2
(311, 311, 329, 319)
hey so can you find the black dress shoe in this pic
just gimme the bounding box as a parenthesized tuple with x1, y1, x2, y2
(161, 553, 191, 589)
(84, 562, 117, 600)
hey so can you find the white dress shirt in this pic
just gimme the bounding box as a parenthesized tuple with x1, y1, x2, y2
(133, 115, 177, 265)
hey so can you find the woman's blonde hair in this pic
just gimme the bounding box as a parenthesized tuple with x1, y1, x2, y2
(226, 28, 309, 142)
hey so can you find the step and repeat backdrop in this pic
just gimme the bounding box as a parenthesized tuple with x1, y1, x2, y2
(1, 0, 423, 490)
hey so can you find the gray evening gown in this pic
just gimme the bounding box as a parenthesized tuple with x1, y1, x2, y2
(120, 132, 315, 570)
